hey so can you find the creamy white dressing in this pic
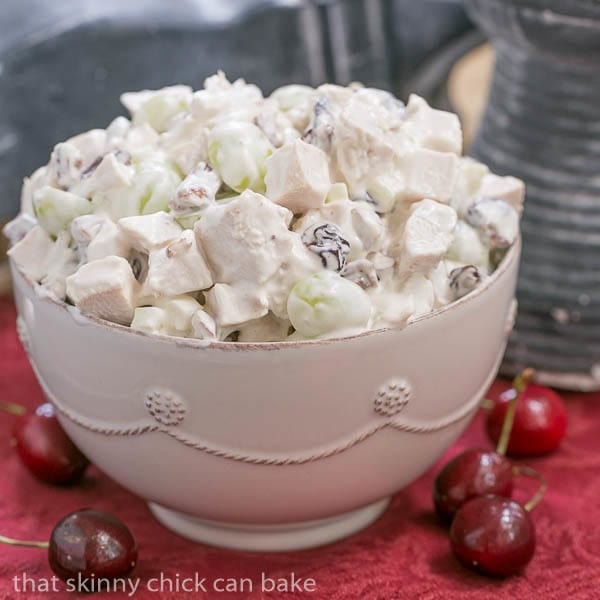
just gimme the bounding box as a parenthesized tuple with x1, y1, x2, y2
(4, 72, 524, 341)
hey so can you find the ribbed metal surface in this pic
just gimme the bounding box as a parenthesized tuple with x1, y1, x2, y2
(466, 0, 600, 387)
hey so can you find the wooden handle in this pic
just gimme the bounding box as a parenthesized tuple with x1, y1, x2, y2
(447, 43, 494, 149)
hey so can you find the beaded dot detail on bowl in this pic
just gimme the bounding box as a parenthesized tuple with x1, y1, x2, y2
(374, 378, 412, 417)
(144, 390, 186, 426)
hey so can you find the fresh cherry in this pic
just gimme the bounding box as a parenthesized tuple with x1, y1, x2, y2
(433, 449, 513, 523)
(432, 369, 536, 523)
(486, 382, 567, 456)
(12, 403, 90, 485)
(449, 495, 535, 577)
(49, 509, 138, 585)
(0, 509, 138, 590)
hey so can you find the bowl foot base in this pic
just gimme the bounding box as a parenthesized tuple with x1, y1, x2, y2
(148, 497, 390, 552)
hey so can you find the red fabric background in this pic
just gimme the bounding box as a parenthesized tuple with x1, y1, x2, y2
(1, 295, 599, 600)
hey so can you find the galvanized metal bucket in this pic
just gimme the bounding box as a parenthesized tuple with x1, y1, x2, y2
(465, 0, 600, 389)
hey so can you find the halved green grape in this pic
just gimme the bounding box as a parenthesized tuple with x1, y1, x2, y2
(33, 186, 92, 236)
(131, 89, 191, 133)
(91, 156, 182, 220)
(92, 152, 182, 221)
(134, 157, 182, 215)
(270, 85, 315, 130)
(287, 271, 372, 338)
(134, 94, 190, 133)
(270, 85, 314, 112)
(207, 122, 273, 193)
(446, 220, 489, 269)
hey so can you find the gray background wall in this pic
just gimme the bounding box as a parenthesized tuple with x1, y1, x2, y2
(0, 0, 470, 217)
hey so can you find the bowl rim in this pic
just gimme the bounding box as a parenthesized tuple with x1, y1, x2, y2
(11, 237, 520, 351)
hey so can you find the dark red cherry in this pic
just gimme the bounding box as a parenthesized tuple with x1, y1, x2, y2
(450, 495, 535, 577)
(433, 449, 513, 522)
(487, 383, 567, 456)
(49, 509, 137, 585)
(13, 403, 89, 484)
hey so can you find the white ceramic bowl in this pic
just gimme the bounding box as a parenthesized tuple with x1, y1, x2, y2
(10, 241, 519, 551)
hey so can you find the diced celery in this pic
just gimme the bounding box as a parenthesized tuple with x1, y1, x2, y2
(33, 186, 92, 236)
(325, 183, 349, 204)
(175, 212, 203, 230)
(131, 307, 169, 335)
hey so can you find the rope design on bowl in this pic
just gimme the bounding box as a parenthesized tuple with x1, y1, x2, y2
(27, 363, 494, 467)
(20, 306, 504, 466)
(45, 394, 480, 466)
(163, 391, 480, 466)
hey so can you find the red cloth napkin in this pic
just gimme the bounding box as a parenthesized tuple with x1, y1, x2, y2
(1, 295, 599, 600)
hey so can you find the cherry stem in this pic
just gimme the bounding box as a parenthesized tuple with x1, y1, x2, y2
(1, 403, 50, 551)
(0, 401, 26, 417)
(0, 534, 48, 549)
(480, 397, 494, 411)
(512, 465, 548, 512)
(496, 368, 536, 456)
